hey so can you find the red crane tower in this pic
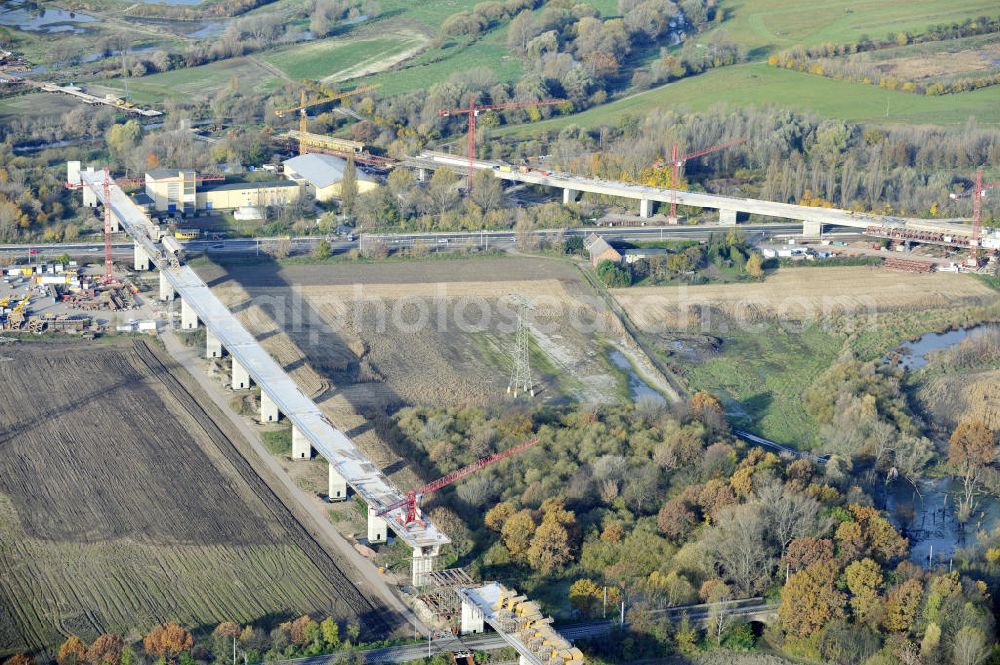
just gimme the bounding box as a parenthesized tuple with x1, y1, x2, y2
(100, 167, 115, 283)
(377, 437, 541, 528)
(439, 95, 566, 189)
(970, 169, 1000, 266)
(658, 137, 748, 223)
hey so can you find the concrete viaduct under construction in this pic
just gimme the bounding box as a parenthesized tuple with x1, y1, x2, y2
(73, 165, 583, 665)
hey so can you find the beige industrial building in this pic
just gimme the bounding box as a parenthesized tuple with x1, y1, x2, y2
(282, 153, 377, 202)
(144, 168, 300, 213)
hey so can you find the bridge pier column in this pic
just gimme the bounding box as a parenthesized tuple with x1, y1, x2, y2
(518, 656, 531, 665)
(417, 168, 428, 183)
(292, 425, 311, 460)
(719, 208, 737, 225)
(205, 330, 222, 358)
(412, 545, 440, 587)
(231, 358, 250, 390)
(328, 463, 347, 501)
(133, 242, 151, 271)
(639, 199, 653, 218)
(159, 271, 175, 301)
(367, 508, 388, 544)
(563, 188, 578, 205)
(460, 594, 485, 634)
(180, 298, 198, 329)
(260, 390, 280, 423)
(803, 220, 823, 237)
(83, 187, 97, 208)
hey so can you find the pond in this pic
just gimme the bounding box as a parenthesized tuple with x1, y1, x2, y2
(608, 350, 665, 404)
(891, 323, 999, 370)
(885, 477, 1000, 566)
(0, 0, 95, 33)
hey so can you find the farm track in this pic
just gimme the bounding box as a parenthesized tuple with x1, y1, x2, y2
(0, 340, 395, 655)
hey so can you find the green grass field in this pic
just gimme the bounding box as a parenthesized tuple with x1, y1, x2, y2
(712, 0, 1000, 56)
(499, 62, 1000, 135)
(686, 323, 840, 448)
(263, 32, 427, 82)
(94, 56, 282, 103)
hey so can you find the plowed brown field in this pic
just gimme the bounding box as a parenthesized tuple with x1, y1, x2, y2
(0, 340, 392, 656)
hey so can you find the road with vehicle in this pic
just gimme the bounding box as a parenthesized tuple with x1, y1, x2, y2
(0, 223, 811, 260)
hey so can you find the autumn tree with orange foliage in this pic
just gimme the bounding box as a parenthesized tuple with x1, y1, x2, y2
(4, 655, 31, 665)
(57, 636, 87, 665)
(86, 635, 124, 665)
(143, 623, 193, 663)
(948, 421, 997, 521)
(779, 560, 846, 637)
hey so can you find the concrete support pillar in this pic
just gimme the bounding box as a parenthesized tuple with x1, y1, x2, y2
(518, 656, 531, 665)
(292, 425, 311, 460)
(803, 219, 823, 237)
(328, 463, 347, 501)
(205, 330, 222, 358)
(159, 271, 175, 301)
(460, 596, 485, 634)
(412, 545, 440, 587)
(639, 198, 652, 218)
(417, 168, 427, 183)
(180, 298, 198, 329)
(563, 188, 578, 205)
(83, 187, 97, 207)
(133, 242, 151, 271)
(719, 208, 737, 225)
(367, 508, 388, 544)
(260, 390, 279, 423)
(231, 358, 250, 390)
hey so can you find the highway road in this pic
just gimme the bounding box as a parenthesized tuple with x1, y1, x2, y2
(0, 223, 810, 260)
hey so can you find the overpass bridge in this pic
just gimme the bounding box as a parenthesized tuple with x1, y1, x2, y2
(407, 152, 977, 240)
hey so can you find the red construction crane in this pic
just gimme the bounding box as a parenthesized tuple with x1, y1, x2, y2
(657, 137, 748, 223)
(100, 167, 115, 283)
(951, 169, 1000, 266)
(439, 95, 566, 189)
(377, 437, 541, 528)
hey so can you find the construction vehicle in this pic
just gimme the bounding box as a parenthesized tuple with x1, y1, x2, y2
(376, 437, 541, 528)
(174, 230, 200, 240)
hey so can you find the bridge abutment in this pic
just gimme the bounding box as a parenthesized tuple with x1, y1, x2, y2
(460, 595, 485, 634)
(134, 242, 151, 271)
(328, 463, 347, 501)
(639, 198, 653, 218)
(292, 425, 311, 460)
(803, 220, 823, 237)
(412, 545, 440, 587)
(719, 208, 737, 225)
(205, 330, 222, 358)
(260, 390, 280, 423)
(231, 358, 250, 390)
(180, 298, 198, 329)
(159, 271, 175, 301)
(367, 508, 388, 544)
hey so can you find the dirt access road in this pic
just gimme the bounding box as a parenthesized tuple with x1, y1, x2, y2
(0, 339, 397, 655)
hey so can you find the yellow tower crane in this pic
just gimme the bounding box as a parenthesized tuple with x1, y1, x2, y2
(274, 82, 380, 155)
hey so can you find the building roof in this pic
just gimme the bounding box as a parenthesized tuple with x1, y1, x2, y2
(283, 153, 372, 189)
(623, 248, 669, 256)
(584, 233, 619, 259)
(200, 180, 298, 193)
(145, 168, 184, 180)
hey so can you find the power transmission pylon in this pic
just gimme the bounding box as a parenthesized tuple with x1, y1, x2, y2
(507, 294, 534, 398)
